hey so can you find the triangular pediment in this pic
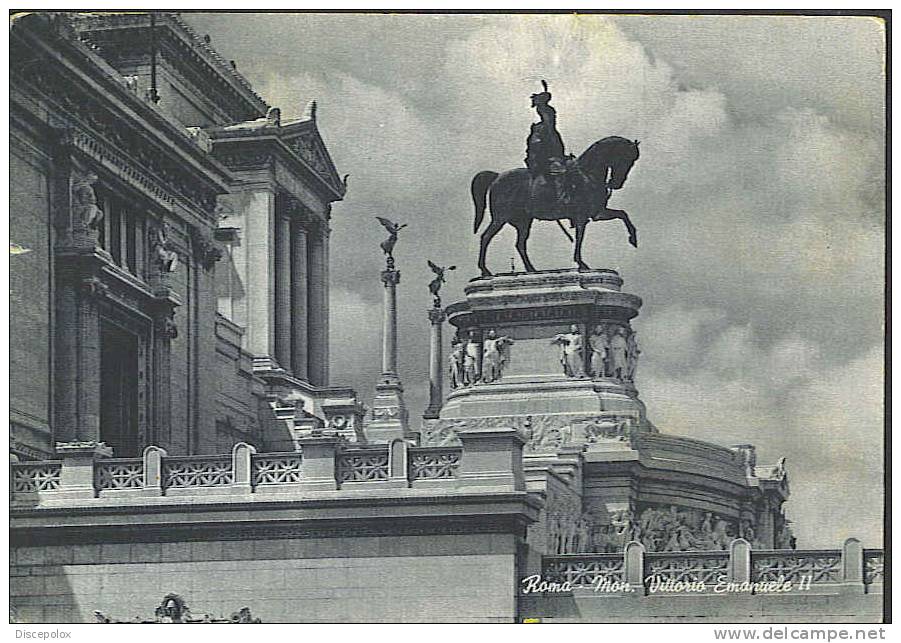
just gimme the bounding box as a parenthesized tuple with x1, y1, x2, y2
(280, 120, 346, 197)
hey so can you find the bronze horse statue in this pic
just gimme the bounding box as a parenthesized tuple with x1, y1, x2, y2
(471, 136, 640, 277)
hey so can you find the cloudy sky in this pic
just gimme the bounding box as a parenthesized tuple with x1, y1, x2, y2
(185, 12, 886, 549)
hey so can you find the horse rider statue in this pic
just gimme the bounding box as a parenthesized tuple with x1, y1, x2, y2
(525, 80, 571, 207)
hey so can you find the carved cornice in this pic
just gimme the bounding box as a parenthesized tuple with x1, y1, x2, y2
(11, 19, 230, 222)
(71, 12, 268, 122)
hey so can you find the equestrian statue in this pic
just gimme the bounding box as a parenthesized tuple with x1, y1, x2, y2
(471, 80, 641, 276)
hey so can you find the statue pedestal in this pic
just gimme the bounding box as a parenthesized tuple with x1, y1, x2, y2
(366, 374, 411, 443)
(436, 268, 648, 428)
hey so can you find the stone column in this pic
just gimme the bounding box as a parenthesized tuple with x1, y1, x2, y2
(291, 220, 309, 381)
(307, 221, 329, 386)
(424, 306, 446, 419)
(381, 267, 400, 377)
(244, 189, 277, 366)
(367, 261, 410, 443)
(75, 277, 106, 442)
(275, 212, 292, 371)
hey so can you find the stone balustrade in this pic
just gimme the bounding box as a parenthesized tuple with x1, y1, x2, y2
(541, 538, 883, 594)
(9, 437, 487, 504)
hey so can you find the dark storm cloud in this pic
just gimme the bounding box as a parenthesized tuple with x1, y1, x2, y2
(184, 13, 885, 548)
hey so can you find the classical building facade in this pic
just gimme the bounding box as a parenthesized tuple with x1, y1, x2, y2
(10, 11, 359, 460)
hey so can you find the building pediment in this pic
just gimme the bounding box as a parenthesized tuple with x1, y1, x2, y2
(209, 116, 347, 202)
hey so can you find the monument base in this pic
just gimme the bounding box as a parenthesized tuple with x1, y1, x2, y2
(365, 376, 412, 443)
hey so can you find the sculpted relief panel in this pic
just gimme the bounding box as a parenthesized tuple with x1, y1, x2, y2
(420, 413, 639, 451)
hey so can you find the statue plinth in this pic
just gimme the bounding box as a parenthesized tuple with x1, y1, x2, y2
(421, 268, 651, 448)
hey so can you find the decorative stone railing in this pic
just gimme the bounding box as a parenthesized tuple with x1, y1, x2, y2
(251, 452, 303, 486)
(751, 549, 842, 584)
(10, 430, 517, 504)
(95, 458, 144, 490)
(544, 553, 625, 587)
(541, 539, 883, 593)
(408, 447, 461, 480)
(11, 461, 62, 493)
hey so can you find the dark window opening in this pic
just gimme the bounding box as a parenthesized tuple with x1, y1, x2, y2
(100, 322, 140, 457)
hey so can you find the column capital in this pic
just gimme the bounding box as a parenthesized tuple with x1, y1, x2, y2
(428, 307, 446, 324)
(381, 268, 401, 287)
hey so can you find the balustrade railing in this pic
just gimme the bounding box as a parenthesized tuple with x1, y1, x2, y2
(95, 458, 144, 490)
(751, 549, 842, 584)
(543, 554, 625, 587)
(8, 432, 521, 502)
(408, 447, 461, 480)
(645, 551, 730, 585)
(336, 448, 390, 483)
(11, 461, 62, 493)
(864, 549, 884, 585)
(251, 452, 303, 486)
(163, 455, 233, 489)
(536, 540, 881, 595)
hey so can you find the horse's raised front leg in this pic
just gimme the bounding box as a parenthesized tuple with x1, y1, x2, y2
(574, 221, 590, 271)
(513, 219, 537, 273)
(606, 208, 638, 248)
(478, 217, 506, 277)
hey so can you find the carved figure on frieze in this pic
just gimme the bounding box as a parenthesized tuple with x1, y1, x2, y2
(463, 332, 481, 385)
(609, 326, 628, 379)
(72, 172, 104, 231)
(151, 221, 179, 273)
(551, 324, 585, 378)
(427, 260, 456, 307)
(481, 329, 514, 383)
(448, 336, 466, 389)
(625, 330, 640, 381)
(588, 324, 610, 377)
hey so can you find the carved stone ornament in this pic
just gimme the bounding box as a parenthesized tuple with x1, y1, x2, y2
(71, 172, 104, 231)
(190, 227, 223, 270)
(151, 221, 179, 273)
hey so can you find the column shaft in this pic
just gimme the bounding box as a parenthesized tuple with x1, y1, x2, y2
(275, 214, 292, 370)
(425, 308, 445, 418)
(244, 190, 276, 360)
(307, 223, 329, 386)
(382, 279, 398, 375)
(291, 222, 309, 380)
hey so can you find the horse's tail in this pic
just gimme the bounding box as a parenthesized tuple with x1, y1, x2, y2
(471, 171, 498, 234)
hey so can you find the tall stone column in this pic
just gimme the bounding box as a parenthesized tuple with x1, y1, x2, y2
(424, 306, 446, 419)
(275, 212, 292, 371)
(367, 261, 410, 443)
(74, 277, 105, 442)
(291, 220, 309, 381)
(307, 221, 329, 386)
(245, 189, 277, 367)
(382, 268, 400, 377)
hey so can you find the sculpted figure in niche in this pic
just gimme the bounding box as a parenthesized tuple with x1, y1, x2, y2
(625, 330, 640, 381)
(481, 329, 514, 383)
(72, 173, 104, 231)
(551, 324, 586, 378)
(608, 326, 628, 379)
(152, 221, 179, 273)
(463, 332, 481, 385)
(588, 324, 610, 377)
(448, 336, 465, 389)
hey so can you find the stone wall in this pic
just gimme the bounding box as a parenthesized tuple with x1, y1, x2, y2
(10, 140, 53, 458)
(11, 533, 518, 623)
